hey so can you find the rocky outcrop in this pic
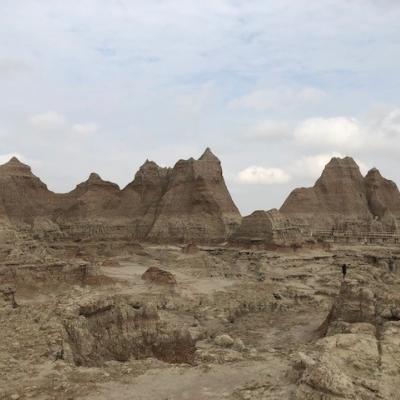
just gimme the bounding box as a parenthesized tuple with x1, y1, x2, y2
(120, 160, 171, 238)
(147, 148, 241, 243)
(318, 281, 376, 336)
(364, 168, 400, 219)
(0, 157, 55, 223)
(141, 266, 177, 285)
(61, 295, 195, 366)
(230, 209, 304, 247)
(281, 157, 369, 216)
(293, 279, 400, 399)
(60, 172, 121, 220)
(0, 149, 240, 244)
(281, 157, 400, 234)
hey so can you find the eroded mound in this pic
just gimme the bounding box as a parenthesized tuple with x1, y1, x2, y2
(62, 296, 195, 366)
(141, 267, 177, 285)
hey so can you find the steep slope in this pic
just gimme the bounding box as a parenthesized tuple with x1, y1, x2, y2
(280, 157, 400, 234)
(364, 168, 400, 219)
(281, 157, 369, 216)
(120, 160, 171, 238)
(147, 148, 241, 243)
(58, 172, 121, 220)
(0, 157, 54, 223)
(0, 151, 241, 244)
(230, 209, 304, 246)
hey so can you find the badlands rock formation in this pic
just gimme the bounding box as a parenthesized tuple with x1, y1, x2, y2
(62, 295, 195, 366)
(0, 149, 241, 244)
(281, 157, 369, 216)
(0, 157, 55, 223)
(147, 148, 241, 242)
(230, 208, 304, 247)
(3, 151, 400, 399)
(281, 156, 400, 235)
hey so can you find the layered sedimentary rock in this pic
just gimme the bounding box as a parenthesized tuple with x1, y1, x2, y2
(364, 168, 400, 219)
(230, 209, 304, 247)
(147, 148, 241, 242)
(294, 277, 400, 399)
(281, 157, 369, 216)
(120, 160, 171, 238)
(61, 295, 195, 366)
(0, 149, 240, 244)
(60, 172, 121, 219)
(280, 157, 400, 234)
(0, 157, 55, 223)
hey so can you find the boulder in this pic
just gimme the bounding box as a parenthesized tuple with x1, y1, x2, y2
(141, 267, 177, 285)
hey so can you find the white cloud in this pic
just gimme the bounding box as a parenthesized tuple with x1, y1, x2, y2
(28, 111, 67, 130)
(229, 87, 325, 111)
(368, 107, 400, 139)
(72, 123, 98, 136)
(237, 166, 291, 184)
(245, 120, 291, 139)
(294, 117, 363, 150)
(27, 112, 99, 138)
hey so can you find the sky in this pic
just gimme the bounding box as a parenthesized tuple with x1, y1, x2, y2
(1, 0, 400, 215)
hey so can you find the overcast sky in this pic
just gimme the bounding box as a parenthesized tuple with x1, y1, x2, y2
(1, 0, 400, 214)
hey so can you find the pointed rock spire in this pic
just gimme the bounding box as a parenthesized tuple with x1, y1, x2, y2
(88, 172, 102, 182)
(199, 147, 219, 161)
(0, 156, 33, 177)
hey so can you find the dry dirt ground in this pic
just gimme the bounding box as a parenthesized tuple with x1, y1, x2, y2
(1, 243, 398, 400)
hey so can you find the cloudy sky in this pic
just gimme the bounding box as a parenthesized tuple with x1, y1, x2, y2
(1, 0, 400, 214)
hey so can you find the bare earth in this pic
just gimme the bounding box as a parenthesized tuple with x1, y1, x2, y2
(3, 242, 399, 400)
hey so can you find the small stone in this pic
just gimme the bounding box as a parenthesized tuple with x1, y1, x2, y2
(233, 338, 246, 352)
(214, 334, 234, 348)
(11, 394, 20, 400)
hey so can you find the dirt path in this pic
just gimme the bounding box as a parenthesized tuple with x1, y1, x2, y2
(80, 360, 291, 400)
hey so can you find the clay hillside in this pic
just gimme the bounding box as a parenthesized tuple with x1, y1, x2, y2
(233, 156, 400, 246)
(2, 153, 400, 246)
(0, 149, 241, 243)
(280, 156, 400, 232)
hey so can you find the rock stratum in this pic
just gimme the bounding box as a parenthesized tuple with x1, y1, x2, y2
(280, 156, 400, 233)
(233, 156, 400, 247)
(0, 149, 241, 244)
(2, 152, 400, 247)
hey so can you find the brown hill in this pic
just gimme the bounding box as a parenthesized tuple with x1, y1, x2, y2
(280, 156, 400, 233)
(147, 148, 241, 243)
(120, 160, 171, 239)
(0, 157, 54, 223)
(281, 157, 369, 216)
(230, 209, 304, 247)
(364, 168, 400, 219)
(59, 173, 121, 219)
(0, 149, 240, 243)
